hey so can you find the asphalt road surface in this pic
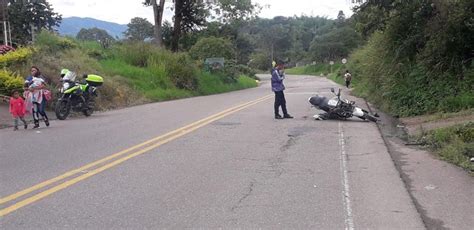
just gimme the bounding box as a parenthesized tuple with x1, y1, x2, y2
(1, 75, 430, 228)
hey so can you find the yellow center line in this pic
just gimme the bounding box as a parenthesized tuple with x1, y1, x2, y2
(0, 95, 270, 205)
(0, 95, 272, 217)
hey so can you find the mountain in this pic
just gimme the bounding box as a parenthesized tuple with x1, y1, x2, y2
(58, 17, 127, 39)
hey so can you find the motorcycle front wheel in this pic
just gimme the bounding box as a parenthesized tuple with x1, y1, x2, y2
(55, 99, 71, 120)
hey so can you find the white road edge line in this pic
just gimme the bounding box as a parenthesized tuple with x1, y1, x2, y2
(339, 122, 355, 230)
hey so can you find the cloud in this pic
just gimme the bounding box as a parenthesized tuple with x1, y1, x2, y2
(48, 0, 355, 24)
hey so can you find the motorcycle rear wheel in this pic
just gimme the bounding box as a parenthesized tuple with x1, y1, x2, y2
(82, 99, 95, 117)
(55, 100, 70, 120)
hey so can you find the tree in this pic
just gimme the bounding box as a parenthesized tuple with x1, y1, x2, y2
(144, 0, 166, 46)
(210, 0, 260, 23)
(189, 36, 235, 61)
(337, 10, 346, 25)
(124, 17, 154, 41)
(309, 25, 362, 62)
(7, 0, 62, 45)
(76, 27, 114, 42)
(167, 0, 258, 52)
(171, 0, 207, 51)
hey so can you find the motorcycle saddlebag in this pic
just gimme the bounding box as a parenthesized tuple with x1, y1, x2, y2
(86, 74, 104, 87)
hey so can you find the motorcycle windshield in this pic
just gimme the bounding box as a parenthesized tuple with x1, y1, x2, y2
(62, 71, 76, 81)
(328, 97, 339, 107)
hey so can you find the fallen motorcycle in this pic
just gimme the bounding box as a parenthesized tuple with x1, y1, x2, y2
(308, 88, 378, 122)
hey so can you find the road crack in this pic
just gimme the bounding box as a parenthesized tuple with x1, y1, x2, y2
(231, 179, 256, 212)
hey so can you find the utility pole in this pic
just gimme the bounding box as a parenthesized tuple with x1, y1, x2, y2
(0, 0, 8, 45)
(3, 21, 6, 45)
(271, 42, 274, 67)
(31, 24, 36, 43)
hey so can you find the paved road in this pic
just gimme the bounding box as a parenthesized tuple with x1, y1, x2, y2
(1, 75, 426, 228)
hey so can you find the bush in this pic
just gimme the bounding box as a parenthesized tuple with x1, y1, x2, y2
(248, 52, 271, 71)
(0, 70, 24, 96)
(0, 47, 34, 68)
(422, 122, 474, 171)
(189, 36, 235, 61)
(113, 42, 156, 67)
(35, 30, 77, 52)
(165, 53, 199, 90)
(198, 72, 257, 95)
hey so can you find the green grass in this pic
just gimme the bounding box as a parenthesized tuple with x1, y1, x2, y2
(100, 58, 190, 101)
(327, 72, 345, 86)
(420, 122, 474, 172)
(198, 73, 257, 95)
(77, 40, 103, 50)
(100, 59, 257, 101)
(286, 63, 343, 76)
(100, 59, 172, 90)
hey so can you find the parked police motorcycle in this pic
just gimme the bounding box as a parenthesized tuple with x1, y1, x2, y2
(308, 88, 378, 122)
(55, 71, 103, 120)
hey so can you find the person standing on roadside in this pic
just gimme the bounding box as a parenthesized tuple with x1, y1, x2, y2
(271, 62, 293, 119)
(344, 70, 352, 88)
(24, 66, 50, 128)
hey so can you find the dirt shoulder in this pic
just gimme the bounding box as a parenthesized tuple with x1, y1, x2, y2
(364, 103, 474, 229)
(399, 110, 474, 136)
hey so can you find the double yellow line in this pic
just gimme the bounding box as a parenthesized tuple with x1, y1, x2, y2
(0, 94, 272, 217)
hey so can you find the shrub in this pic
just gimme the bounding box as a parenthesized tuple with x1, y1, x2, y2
(165, 53, 199, 90)
(189, 36, 235, 61)
(113, 42, 156, 67)
(0, 70, 24, 96)
(198, 72, 257, 95)
(0, 47, 34, 68)
(422, 122, 474, 171)
(248, 52, 271, 71)
(35, 30, 77, 52)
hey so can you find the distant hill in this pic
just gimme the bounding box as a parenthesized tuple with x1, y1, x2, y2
(58, 17, 127, 39)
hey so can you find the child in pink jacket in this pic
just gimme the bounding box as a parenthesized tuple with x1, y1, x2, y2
(9, 90, 28, 130)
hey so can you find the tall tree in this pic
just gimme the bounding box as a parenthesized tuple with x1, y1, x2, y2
(337, 10, 346, 24)
(124, 17, 154, 41)
(7, 0, 61, 45)
(144, 0, 166, 46)
(171, 0, 207, 51)
(171, 0, 183, 51)
(76, 27, 114, 42)
(171, 0, 208, 51)
(167, 0, 257, 52)
(210, 0, 260, 23)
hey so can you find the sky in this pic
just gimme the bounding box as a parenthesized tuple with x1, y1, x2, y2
(48, 0, 356, 25)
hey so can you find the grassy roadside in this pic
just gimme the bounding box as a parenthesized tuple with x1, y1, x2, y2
(416, 122, 474, 172)
(0, 31, 258, 111)
(286, 63, 339, 76)
(286, 63, 348, 87)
